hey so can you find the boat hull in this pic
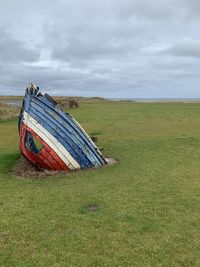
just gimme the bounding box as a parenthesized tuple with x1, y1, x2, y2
(19, 84, 107, 171)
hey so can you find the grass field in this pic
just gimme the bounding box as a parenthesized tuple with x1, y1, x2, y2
(1, 101, 200, 266)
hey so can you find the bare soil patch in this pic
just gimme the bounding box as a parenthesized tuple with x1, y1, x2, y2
(12, 157, 66, 179)
(12, 157, 117, 179)
(83, 203, 101, 213)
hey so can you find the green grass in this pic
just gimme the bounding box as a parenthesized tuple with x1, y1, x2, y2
(1, 102, 200, 266)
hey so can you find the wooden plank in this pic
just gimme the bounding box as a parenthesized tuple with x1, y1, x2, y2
(23, 111, 80, 170)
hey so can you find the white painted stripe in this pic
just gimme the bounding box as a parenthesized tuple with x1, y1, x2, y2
(72, 117, 103, 156)
(23, 111, 80, 170)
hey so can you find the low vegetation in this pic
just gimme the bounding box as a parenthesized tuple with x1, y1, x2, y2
(0, 102, 20, 122)
(55, 97, 79, 109)
(1, 101, 200, 266)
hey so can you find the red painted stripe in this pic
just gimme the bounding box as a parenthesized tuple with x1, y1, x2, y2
(19, 123, 69, 171)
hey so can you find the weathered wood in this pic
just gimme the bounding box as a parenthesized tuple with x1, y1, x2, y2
(18, 83, 107, 171)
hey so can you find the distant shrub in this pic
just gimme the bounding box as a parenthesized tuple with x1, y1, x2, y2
(55, 97, 79, 109)
(69, 99, 79, 108)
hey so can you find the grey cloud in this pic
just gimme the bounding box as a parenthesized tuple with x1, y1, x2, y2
(0, 29, 40, 63)
(51, 36, 136, 62)
(0, 0, 200, 98)
(163, 39, 200, 58)
(116, 0, 179, 20)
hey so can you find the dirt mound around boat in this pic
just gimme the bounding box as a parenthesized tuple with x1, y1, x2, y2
(12, 157, 117, 179)
(13, 157, 65, 179)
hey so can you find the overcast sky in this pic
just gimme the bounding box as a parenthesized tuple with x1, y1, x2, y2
(0, 0, 200, 98)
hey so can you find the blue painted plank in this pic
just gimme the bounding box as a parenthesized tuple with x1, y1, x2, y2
(29, 109, 92, 168)
(29, 102, 100, 167)
(21, 90, 106, 169)
(30, 95, 105, 165)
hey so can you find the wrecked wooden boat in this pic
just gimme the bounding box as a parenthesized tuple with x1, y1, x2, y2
(18, 83, 107, 171)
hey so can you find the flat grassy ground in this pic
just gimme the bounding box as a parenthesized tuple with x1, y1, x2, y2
(1, 101, 200, 266)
